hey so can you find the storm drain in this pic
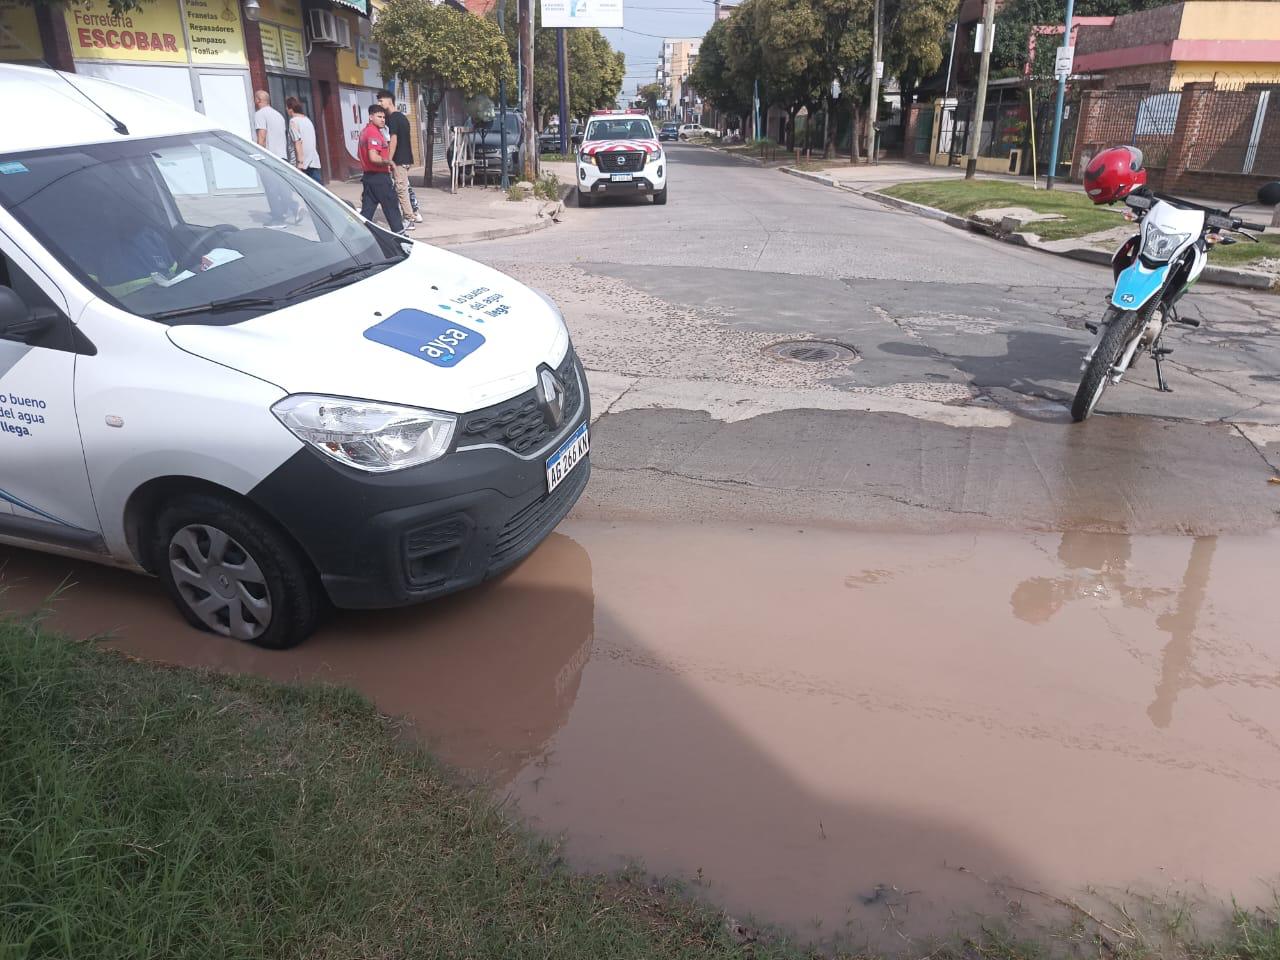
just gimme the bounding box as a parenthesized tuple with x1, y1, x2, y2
(764, 340, 859, 363)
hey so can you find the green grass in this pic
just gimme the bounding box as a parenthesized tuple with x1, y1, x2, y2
(3, 617, 1280, 960)
(880, 179, 1126, 241)
(540, 152, 575, 162)
(1207, 230, 1280, 269)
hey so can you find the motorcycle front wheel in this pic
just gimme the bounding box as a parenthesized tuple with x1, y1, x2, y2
(1071, 310, 1141, 422)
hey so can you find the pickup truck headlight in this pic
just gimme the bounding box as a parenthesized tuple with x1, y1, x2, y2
(579, 152, 597, 167)
(272, 395, 456, 472)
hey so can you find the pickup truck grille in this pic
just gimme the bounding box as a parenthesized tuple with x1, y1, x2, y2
(598, 151, 645, 173)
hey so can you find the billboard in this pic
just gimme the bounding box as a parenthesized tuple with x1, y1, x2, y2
(540, 0, 622, 29)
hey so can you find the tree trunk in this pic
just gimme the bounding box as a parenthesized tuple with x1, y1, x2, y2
(849, 100, 862, 163)
(425, 102, 436, 187)
(823, 97, 832, 159)
(786, 105, 798, 151)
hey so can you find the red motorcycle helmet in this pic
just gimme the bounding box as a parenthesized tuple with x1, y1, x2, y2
(1083, 145, 1147, 204)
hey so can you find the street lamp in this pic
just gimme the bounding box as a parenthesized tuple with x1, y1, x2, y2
(243, 0, 261, 21)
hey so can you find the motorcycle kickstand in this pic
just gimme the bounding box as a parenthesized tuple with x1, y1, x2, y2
(1152, 344, 1173, 393)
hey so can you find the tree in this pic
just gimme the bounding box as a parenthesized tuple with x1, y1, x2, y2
(25, 0, 144, 15)
(492, 5, 625, 131)
(690, 19, 753, 128)
(637, 82, 664, 114)
(375, 0, 514, 185)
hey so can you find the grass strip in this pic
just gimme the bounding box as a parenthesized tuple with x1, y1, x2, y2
(880, 180, 1124, 241)
(2, 617, 1278, 959)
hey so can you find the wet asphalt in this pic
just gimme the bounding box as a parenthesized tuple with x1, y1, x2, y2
(4, 144, 1280, 953)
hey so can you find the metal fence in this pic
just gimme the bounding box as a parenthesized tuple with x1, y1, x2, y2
(1075, 83, 1280, 178)
(1184, 86, 1280, 176)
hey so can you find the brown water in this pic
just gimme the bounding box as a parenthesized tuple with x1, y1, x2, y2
(4, 522, 1279, 948)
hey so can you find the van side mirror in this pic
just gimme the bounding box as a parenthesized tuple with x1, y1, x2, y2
(0, 287, 55, 344)
(1258, 181, 1280, 207)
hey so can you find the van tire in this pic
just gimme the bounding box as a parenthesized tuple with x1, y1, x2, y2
(151, 492, 322, 650)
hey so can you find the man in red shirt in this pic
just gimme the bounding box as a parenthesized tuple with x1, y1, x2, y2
(358, 104, 404, 235)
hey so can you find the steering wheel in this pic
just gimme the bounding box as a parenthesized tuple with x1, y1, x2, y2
(176, 223, 239, 271)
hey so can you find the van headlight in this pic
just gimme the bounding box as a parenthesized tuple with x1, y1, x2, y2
(272, 395, 456, 472)
(1142, 221, 1191, 262)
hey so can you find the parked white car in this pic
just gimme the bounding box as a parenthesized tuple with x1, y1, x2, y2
(0, 64, 591, 649)
(678, 124, 717, 140)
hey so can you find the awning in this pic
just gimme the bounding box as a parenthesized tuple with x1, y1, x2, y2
(330, 0, 369, 15)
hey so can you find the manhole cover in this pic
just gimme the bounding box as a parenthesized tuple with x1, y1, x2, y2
(764, 340, 859, 363)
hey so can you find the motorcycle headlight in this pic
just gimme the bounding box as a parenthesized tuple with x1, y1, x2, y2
(1142, 221, 1192, 262)
(272, 395, 456, 473)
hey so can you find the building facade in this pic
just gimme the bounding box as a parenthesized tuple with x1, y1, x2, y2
(655, 36, 700, 122)
(0, 0, 433, 183)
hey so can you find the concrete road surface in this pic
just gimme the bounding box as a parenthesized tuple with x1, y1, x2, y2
(462, 143, 1280, 535)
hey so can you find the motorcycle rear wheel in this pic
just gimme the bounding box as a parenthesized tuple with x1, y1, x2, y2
(1071, 310, 1141, 422)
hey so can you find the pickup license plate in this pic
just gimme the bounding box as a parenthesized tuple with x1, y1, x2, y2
(545, 422, 589, 493)
(611, 173, 634, 182)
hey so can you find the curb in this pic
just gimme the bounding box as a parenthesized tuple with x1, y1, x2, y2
(707, 144, 765, 166)
(426, 183, 572, 245)
(426, 217, 551, 246)
(778, 166, 1278, 292)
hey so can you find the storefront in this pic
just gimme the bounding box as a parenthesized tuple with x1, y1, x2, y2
(0, 0, 42, 62)
(256, 0, 311, 117)
(57, 0, 255, 141)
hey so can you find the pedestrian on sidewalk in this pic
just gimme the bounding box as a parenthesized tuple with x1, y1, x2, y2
(358, 104, 404, 235)
(377, 91, 422, 229)
(286, 96, 323, 183)
(253, 89, 295, 226)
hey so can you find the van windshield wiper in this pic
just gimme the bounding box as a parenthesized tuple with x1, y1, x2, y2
(148, 295, 279, 321)
(285, 259, 395, 300)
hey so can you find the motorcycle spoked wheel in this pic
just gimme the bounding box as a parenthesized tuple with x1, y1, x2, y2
(1071, 308, 1143, 422)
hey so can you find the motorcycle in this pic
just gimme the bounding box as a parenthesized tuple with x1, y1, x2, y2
(1072, 180, 1280, 422)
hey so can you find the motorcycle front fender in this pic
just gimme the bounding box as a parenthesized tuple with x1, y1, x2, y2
(1111, 260, 1170, 311)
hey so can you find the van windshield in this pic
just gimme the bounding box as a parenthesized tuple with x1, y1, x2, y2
(0, 131, 406, 325)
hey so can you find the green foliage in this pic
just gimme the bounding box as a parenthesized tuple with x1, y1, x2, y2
(26, 0, 147, 15)
(636, 81, 664, 114)
(534, 171, 561, 200)
(992, 0, 1172, 78)
(492, 5, 625, 129)
(374, 0, 514, 109)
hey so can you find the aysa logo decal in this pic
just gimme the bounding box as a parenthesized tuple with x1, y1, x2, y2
(1120, 293, 1135, 304)
(364, 309, 486, 368)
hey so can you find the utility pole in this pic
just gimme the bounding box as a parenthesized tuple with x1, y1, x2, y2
(520, 0, 535, 181)
(865, 0, 883, 163)
(557, 28, 570, 155)
(1045, 0, 1075, 189)
(965, 0, 996, 179)
(498, 0, 510, 190)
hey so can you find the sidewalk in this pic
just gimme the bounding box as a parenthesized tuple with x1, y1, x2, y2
(326, 160, 561, 245)
(794, 158, 1274, 222)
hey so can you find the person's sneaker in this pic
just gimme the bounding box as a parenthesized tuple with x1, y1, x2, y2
(402, 220, 417, 231)
(413, 212, 423, 223)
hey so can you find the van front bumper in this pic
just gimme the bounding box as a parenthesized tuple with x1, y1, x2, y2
(248, 358, 591, 610)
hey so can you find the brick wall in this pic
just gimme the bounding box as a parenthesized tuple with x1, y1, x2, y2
(1071, 82, 1278, 202)
(1076, 3, 1184, 56)
(1099, 62, 1177, 90)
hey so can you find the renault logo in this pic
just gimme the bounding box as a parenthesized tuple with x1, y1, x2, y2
(537, 369, 566, 428)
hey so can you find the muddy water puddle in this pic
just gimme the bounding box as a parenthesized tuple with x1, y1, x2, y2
(3, 523, 1279, 949)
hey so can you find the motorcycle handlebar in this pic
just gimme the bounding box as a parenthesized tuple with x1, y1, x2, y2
(1241, 220, 1268, 232)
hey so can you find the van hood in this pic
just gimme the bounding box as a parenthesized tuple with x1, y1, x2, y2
(167, 243, 569, 414)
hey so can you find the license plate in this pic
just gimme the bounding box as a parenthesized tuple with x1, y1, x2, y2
(611, 173, 634, 182)
(545, 422, 589, 493)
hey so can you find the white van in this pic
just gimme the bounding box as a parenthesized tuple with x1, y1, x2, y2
(0, 64, 590, 648)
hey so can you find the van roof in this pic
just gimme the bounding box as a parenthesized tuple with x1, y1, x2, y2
(1, 63, 220, 156)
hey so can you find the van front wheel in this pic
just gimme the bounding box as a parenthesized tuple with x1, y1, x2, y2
(152, 493, 322, 649)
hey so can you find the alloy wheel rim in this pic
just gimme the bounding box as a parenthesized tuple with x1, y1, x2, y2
(168, 524, 272, 641)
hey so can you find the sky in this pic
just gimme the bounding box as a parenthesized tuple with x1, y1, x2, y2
(599, 0, 716, 103)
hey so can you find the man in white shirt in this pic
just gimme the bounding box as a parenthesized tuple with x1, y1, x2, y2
(253, 90, 293, 226)
(286, 96, 323, 182)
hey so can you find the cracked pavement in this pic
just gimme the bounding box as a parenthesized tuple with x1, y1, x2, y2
(459, 144, 1280, 534)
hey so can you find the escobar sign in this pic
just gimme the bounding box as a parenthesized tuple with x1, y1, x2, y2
(540, 0, 622, 29)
